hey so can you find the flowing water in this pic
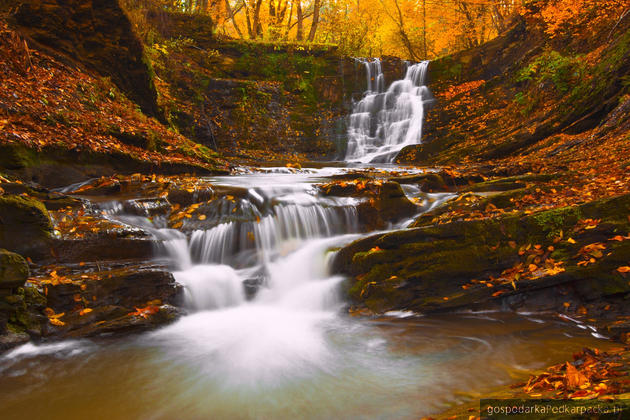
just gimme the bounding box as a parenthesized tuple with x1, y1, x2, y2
(0, 167, 615, 419)
(346, 59, 431, 163)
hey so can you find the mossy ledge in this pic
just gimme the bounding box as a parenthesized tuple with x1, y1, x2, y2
(0, 143, 226, 189)
(332, 193, 630, 329)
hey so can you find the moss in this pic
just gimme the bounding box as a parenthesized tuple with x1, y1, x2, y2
(0, 144, 37, 170)
(465, 174, 559, 193)
(531, 206, 581, 238)
(0, 249, 29, 289)
(0, 194, 53, 258)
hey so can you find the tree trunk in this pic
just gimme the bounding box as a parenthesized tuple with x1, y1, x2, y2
(253, 0, 263, 37)
(284, 0, 294, 39)
(422, 0, 427, 59)
(307, 0, 321, 42)
(244, 0, 254, 39)
(392, 0, 419, 60)
(296, 0, 304, 41)
(225, 0, 244, 38)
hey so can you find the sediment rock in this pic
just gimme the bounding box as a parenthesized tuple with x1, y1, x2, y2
(334, 194, 630, 324)
(0, 249, 29, 290)
(0, 194, 53, 259)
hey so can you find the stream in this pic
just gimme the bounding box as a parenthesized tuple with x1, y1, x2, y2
(0, 167, 615, 420)
(0, 60, 615, 419)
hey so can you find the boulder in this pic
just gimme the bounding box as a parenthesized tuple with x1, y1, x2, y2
(0, 249, 29, 290)
(45, 267, 181, 313)
(321, 180, 418, 229)
(0, 194, 53, 259)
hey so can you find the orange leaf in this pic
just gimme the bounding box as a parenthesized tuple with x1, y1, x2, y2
(49, 318, 65, 327)
(79, 308, 93, 316)
(565, 362, 589, 389)
(617, 266, 630, 273)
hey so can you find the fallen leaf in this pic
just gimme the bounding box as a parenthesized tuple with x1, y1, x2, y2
(565, 362, 589, 389)
(79, 308, 93, 316)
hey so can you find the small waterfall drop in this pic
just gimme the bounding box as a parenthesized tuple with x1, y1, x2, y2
(175, 265, 245, 311)
(143, 179, 361, 312)
(346, 60, 431, 163)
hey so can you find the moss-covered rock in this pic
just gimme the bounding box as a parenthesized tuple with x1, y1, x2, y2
(0, 181, 82, 210)
(0, 249, 29, 290)
(0, 194, 53, 259)
(334, 193, 630, 314)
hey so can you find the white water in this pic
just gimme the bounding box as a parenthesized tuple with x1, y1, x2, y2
(346, 60, 431, 163)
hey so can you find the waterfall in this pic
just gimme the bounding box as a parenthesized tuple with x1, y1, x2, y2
(361, 57, 385, 94)
(346, 60, 431, 163)
(137, 180, 362, 311)
(187, 202, 358, 267)
(174, 265, 245, 311)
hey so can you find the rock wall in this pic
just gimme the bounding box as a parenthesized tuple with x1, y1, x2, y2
(12, 0, 159, 118)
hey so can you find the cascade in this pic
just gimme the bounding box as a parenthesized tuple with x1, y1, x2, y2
(98, 179, 362, 312)
(346, 60, 431, 163)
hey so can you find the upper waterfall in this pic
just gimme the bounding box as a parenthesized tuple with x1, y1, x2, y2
(345, 59, 431, 163)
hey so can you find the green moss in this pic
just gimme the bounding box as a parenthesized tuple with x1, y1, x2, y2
(0, 144, 37, 170)
(0, 194, 53, 258)
(0, 249, 29, 289)
(517, 50, 583, 94)
(532, 206, 581, 238)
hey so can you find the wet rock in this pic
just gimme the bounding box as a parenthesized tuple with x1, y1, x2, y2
(243, 277, 265, 300)
(45, 267, 181, 314)
(122, 197, 172, 217)
(321, 180, 418, 229)
(0, 249, 29, 290)
(68, 177, 122, 196)
(50, 237, 154, 264)
(178, 197, 262, 231)
(0, 285, 47, 347)
(0, 182, 83, 210)
(166, 186, 214, 207)
(54, 304, 182, 338)
(391, 171, 486, 192)
(0, 194, 53, 259)
(0, 331, 30, 352)
(356, 182, 418, 229)
(33, 265, 182, 338)
(461, 174, 559, 193)
(334, 193, 630, 314)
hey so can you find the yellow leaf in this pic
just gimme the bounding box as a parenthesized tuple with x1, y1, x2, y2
(198, 214, 207, 220)
(49, 318, 65, 326)
(79, 308, 93, 316)
(567, 238, 576, 244)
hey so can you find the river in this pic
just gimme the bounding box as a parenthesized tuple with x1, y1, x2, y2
(0, 166, 613, 420)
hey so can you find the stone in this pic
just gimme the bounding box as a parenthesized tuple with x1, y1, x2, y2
(0, 194, 53, 259)
(0, 249, 29, 290)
